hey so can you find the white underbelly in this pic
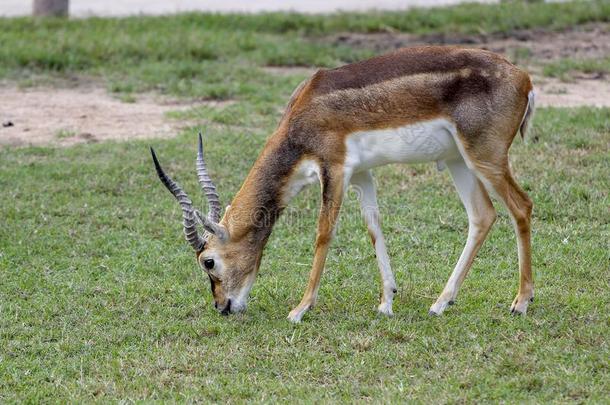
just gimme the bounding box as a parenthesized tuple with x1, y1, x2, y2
(345, 118, 460, 172)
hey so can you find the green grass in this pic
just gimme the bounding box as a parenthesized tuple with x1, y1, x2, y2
(543, 56, 610, 80)
(1, 0, 610, 99)
(1, 106, 609, 402)
(1, 2, 610, 401)
(55, 128, 77, 139)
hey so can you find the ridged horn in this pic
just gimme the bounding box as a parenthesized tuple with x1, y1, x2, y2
(151, 147, 205, 252)
(196, 132, 222, 223)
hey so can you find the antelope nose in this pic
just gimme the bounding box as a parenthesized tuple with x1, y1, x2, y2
(214, 301, 218, 309)
(220, 299, 232, 316)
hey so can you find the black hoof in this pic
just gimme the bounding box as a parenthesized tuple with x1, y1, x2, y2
(448, 300, 455, 306)
(530, 296, 535, 302)
(392, 288, 397, 294)
(510, 308, 523, 316)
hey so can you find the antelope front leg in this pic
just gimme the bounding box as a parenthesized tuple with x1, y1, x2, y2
(351, 170, 397, 316)
(288, 165, 346, 323)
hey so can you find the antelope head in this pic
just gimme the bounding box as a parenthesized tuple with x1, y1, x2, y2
(150, 133, 260, 315)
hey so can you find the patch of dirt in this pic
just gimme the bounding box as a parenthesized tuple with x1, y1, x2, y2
(534, 75, 610, 108)
(262, 66, 318, 77)
(0, 86, 231, 148)
(331, 23, 610, 61)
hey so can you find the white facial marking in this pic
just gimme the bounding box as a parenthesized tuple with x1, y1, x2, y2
(229, 271, 257, 313)
(202, 251, 224, 277)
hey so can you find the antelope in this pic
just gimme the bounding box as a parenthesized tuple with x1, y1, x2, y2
(151, 46, 536, 322)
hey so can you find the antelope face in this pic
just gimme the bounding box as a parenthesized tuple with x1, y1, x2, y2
(151, 132, 258, 315)
(196, 232, 261, 315)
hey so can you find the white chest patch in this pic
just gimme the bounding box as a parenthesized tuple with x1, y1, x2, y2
(344, 118, 460, 173)
(283, 159, 321, 205)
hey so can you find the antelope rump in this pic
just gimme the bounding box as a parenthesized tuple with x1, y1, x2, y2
(151, 45, 536, 322)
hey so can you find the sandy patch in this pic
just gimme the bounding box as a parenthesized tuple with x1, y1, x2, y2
(262, 66, 317, 77)
(0, 86, 230, 148)
(331, 23, 610, 62)
(534, 75, 610, 108)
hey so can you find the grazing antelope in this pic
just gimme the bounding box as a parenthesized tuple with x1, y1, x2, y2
(151, 46, 536, 322)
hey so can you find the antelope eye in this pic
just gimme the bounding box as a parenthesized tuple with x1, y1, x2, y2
(203, 259, 215, 270)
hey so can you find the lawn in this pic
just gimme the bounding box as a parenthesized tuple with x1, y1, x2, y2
(1, 1, 609, 402)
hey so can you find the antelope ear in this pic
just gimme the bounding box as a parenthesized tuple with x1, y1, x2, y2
(194, 210, 229, 243)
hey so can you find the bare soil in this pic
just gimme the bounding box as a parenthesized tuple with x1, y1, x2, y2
(533, 75, 610, 108)
(0, 86, 230, 148)
(331, 23, 610, 61)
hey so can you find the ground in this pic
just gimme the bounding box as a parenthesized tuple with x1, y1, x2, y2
(0, 86, 231, 147)
(0, 1, 609, 402)
(2, 21, 610, 148)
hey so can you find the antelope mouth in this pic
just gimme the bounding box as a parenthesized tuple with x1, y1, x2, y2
(220, 299, 232, 316)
